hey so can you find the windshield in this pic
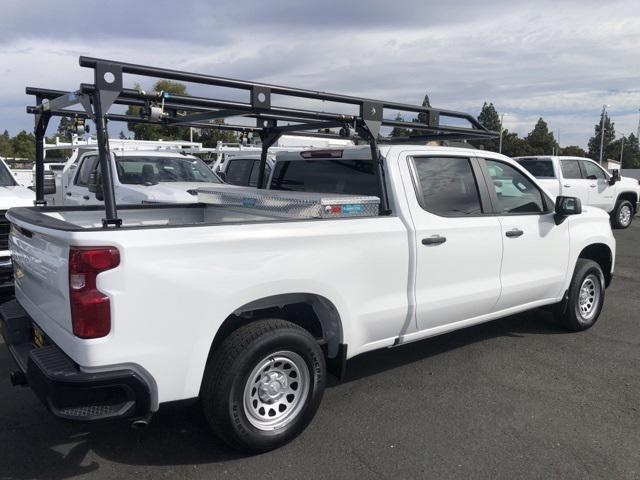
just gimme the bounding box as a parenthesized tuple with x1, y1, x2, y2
(115, 156, 220, 185)
(0, 161, 16, 187)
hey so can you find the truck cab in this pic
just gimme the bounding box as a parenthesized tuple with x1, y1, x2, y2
(515, 156, 640, 228)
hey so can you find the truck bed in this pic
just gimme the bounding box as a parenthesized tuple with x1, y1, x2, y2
(9, 188, 381, 231)
(17, 204, 281, 230)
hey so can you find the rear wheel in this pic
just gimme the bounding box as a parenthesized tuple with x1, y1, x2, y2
(554, 259, 605, 331)
(200, 319, 326, 452)
(611, 199, 634, 229)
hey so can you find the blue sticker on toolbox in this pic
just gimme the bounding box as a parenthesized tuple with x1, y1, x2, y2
(342, 204, 364, 214)
(242, 197, 257, 207)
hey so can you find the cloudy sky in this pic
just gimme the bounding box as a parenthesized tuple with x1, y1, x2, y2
(1, 0, 639, 147)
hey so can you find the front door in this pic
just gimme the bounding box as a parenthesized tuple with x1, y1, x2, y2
(65, 155, 101, 205)
(580, 159, 614, 211)
(482, 158, 570, 310)
(401, 154, 503, 331)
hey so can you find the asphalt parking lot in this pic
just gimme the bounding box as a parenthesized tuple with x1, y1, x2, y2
(1, 222, 639, 480)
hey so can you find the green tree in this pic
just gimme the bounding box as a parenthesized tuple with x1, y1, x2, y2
(126, 80, 190, 140)
(559, 145, 588, 157)
(0, 130, 13, 157)
(587, 112, 615, 161)
(56, 116, 75, 140)
(11, 130, 36, 159)
(415, 93, 432, 125)
(194, 120, 237, 147)
(390, 113, 410, 137)
(609, 134, 640, 168)
(500, 130, 532, 157)
(473, 102, 501, 151)
(525, 118, 557, 155)
(410, 94, 433, 137)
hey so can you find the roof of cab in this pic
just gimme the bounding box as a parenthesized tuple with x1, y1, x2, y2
(274, 144, 512, 162)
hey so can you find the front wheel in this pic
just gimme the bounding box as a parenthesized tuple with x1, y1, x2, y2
(200, 319, 326, 452)
(611, 200, 634, 229)
(554, 259, 605, 331)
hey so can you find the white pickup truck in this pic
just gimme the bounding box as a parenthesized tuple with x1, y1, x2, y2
(1, 145, 616, 452)
(515, 156, 640, 229)
(0, 158, 37, 293)
(49, 148, 227, 206)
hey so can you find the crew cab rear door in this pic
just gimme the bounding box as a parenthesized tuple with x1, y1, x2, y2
(400, 153, 502, 331)
(479, 158, 569, 310)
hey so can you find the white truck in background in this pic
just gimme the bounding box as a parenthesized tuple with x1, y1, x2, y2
(43, 138, 230, 206)
(0, 158, 38, 294)
(1, 145, 616, 452)
(515, 156, 640, 229)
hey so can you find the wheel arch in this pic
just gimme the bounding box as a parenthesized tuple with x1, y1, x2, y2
(206, 293, 346, 376)
(578, 243, 613, 287)
(616, 191, 638, 214)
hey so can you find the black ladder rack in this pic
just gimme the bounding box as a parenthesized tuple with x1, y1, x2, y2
(26, 57, 498, 227)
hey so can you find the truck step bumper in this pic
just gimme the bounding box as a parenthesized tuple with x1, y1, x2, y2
(0, 299, 151, 423)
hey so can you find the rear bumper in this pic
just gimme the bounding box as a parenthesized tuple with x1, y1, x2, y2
(0, 299, 151, 422)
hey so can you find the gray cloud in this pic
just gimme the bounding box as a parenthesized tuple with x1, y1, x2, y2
(1, 0, 639, 147)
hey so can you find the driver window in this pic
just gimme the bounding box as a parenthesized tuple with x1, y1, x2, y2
(580, 160, 606, 180)
(485, 159, 546, 214)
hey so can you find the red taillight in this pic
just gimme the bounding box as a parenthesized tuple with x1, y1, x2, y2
(69, 247, 120, 339)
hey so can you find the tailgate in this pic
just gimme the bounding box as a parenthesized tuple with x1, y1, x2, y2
(9, 222, 72, 334)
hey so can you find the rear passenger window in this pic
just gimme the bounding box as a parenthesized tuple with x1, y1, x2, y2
(561, 160, 583, 179)
(412, 157, 482, 216)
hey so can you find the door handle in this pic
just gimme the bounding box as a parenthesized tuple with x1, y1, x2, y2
(589, 184, 597, 188)
(66, 192, 72, 197)
(505, 229, 524, 238)
(563, 184, 571, 188)
(422, 235, 447, 245)
(83, 195, 90, 200)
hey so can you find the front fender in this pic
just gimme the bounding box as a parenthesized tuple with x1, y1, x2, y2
(564, 207, 616, 291)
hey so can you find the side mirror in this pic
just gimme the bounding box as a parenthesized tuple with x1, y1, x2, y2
(217, 171, 226, 182)
(554, 196, 582, 225)
(42, 171, 56, 195)
(88, 171, 104, 201)
(609, 169, 620, 185)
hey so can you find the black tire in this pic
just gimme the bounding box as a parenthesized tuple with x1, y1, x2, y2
(554, 259, 605, 331)
(611, 199, 634, 229)
(200, 319, 326, 452)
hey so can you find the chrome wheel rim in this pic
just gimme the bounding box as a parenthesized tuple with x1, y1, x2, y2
(619, 205, 632, 227)
(243, 351, 310, 431)
(578, 274, 600, 321)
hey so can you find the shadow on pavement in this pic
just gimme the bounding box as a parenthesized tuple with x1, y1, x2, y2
(0, 308, 567, 479)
